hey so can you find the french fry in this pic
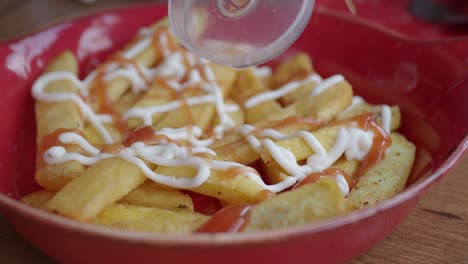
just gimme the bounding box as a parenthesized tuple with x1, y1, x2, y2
(259, 152, 290, 184)
(346, 133, 416, 210)
(274, 53, 314, 88)
(21, 190, 55, 209)
(331, 157, 360, 177)
(130, 18, 174, 67)
(209, 63, 238, 94)
(154, 166, 266, 204)
(95, 204, 208, 234)
(338, 103, 401, 131)
(46, 158, 149, 221)
(214, 119, 324, 165)
(154, 102, 215, 131)
(83, 123, 123, 146)
(273, 53, 316, 106)
(245, 178, 345, 231)
(118, 181, 194, 211)
(113, 90, 141, 114)
(272, 124, 342, 161)
(256, 80, 353, 127)
(35, 51, 80, 140)
(127, 83, 176, 128)
(35, 51, 85, 191)
(232, 68, 282, 124)
(153, 65, 235, 131)
(211, 99, 245, 129)
(94, 18, 176, 117)
(245, 100, 283, 124)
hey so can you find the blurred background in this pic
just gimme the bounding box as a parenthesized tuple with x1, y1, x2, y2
(0, 0, 467, 41)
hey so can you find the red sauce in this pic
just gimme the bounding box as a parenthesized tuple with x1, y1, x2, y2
(346, 114, 392, 180)
(184, 191, 222, 216)
(123, 126, 170, 147)
(195, 204, 253, 233)
(40, 128, 84, 155)
(292, 167, 354, 190)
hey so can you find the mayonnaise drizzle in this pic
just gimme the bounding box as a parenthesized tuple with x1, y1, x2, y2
(310, 74, 344, 96)
(380, 105, 392, 133)
(253, 66, 272, 78)
(32, 71, 114, 144)
(33, 24, 381, 197)
(243, 73, 322, 108)
(237, 124, 375, 195)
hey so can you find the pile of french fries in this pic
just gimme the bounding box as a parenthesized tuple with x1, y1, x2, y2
(22, 17, 416, 234)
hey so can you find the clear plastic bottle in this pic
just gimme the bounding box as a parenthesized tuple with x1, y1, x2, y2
(169, 0, 315, 67)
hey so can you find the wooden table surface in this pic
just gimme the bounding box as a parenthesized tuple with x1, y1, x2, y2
(0, 1, 467, 263)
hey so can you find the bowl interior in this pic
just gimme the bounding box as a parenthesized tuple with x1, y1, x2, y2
(0, 4, 466, 214)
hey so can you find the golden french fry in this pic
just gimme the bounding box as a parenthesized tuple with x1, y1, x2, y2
(127, 83, 176, 128)
(338, 103, 401, 131)
(231, 68, 266, 102)
(21, 190, 55, 209)
(260, 152, 290, 184)
(211, 99, 245, 129)
(274, 53, 314, 88)
(35, 51, 85, 191)
(232, 68, 282, 124)
(95, 204, 208, 234)
(118, 181, 194, 211)
(154, 102, 215, 131)
(132, 18, 175, 67)
(154, 65, 235, 131)
(154, 166, 266, 204)
(346, 133, 416, 210)
(83, 123, 123, 146)
(92, 18, 175, 113)
(331, 157, 360, 177)
(209, 63, 238, 94)
(113, 90, 141, 114)
(261, 124, 341, 166)
(36, 51, 80, 141)
(245, 101, 283, 124)
(214, 118, 324, 165)
(273, 53, 316, 106)
(301, 80, 353, 121)
(245, 178, 345, 231)
(256, 80, 353, 127)
(46, 158, 149, 221)
(214, 140, 259, 165)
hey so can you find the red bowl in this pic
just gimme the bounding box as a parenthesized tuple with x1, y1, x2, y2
(0, 4, 466, 264)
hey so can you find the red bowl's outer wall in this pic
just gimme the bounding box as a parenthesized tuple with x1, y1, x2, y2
(0, 3, 466, 264)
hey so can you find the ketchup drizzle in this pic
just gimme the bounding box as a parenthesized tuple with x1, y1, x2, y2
(195, 204, 253, 233)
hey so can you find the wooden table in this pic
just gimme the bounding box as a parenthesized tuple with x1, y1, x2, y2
(0, 1, 467, 263)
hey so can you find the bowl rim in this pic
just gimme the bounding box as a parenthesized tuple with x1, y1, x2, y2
(0, 3, 467, 247)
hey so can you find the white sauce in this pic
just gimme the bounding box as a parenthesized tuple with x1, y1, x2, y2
(253, 66, 272, 78)
(238, 125, 375, 195)
(33, 25, 381, 197)
(380, 105, 392, 133)
(244, 73, 322, 109)
(310, 74, 344, 96)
